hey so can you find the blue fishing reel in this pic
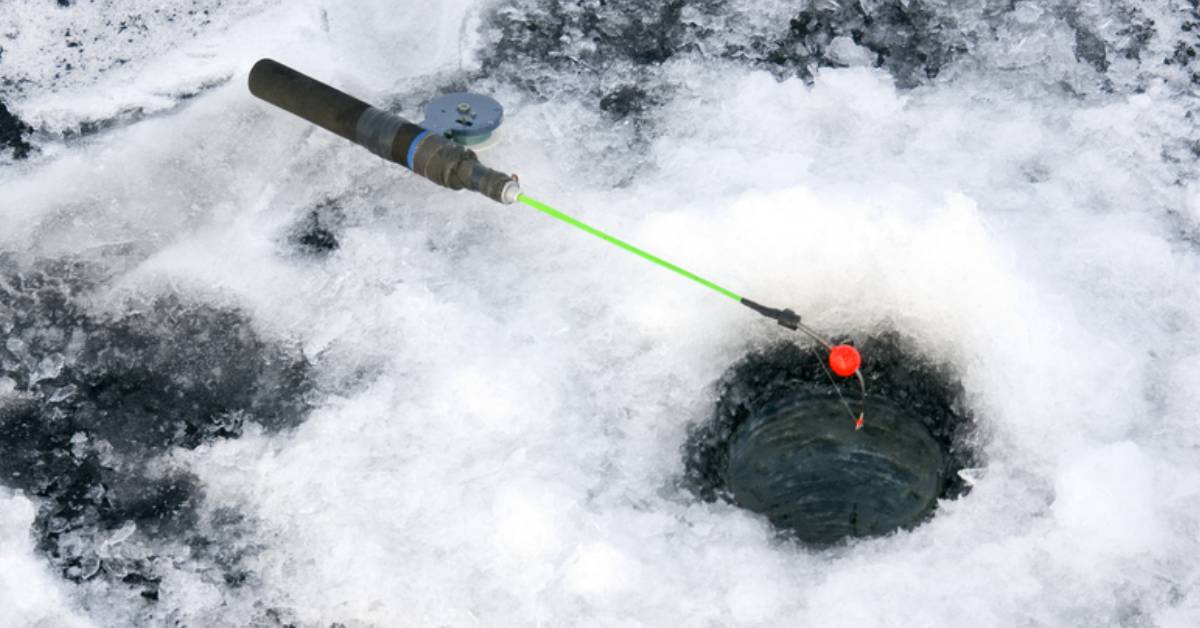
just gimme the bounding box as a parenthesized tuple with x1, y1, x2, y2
(420, 92, 504, 150)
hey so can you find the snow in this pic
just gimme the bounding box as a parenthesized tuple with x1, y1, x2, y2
(2, 1, 1200, 626)
(0, 491, 97, 628)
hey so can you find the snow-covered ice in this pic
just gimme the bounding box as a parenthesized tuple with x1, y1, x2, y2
(2, 1, 1199, 626)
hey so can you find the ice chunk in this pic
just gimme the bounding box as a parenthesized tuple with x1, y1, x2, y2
(31, 353, 65, 384)
(827, 36, 875, 67)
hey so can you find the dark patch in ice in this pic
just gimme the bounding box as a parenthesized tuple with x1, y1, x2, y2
(1168, 39, 1199, 72)
(1110, 6, 1158, 63)
(1161, 4, 1200, 246)
(480, 0, 967, 104)
(1167, 207, 1200, 251)
(289, 201, 342, 256)
(479, 1, 1193, 114)
(683, 333, 978, 545)
(1165, 4, 1200, 87)
(0, 99, 34, 160)
(258, 605, 345, 627)
(1062, 4, 1157, 79)
(0, 257, 313, 601)
(482, 0, 691, 91)
(295, 223, 340, 255)
(1073, 25, 1110, 74)
(751, 1, 964, 88)
(599, 85, 656, 122)
(184, 507, 264, 590)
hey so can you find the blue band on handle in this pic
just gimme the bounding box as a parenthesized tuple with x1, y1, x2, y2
(406, 130, 430, 170)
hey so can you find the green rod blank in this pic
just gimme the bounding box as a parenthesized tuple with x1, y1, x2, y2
(517, 194, 743, 302)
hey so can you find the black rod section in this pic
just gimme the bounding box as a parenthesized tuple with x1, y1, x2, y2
(248, 58, 519, 204)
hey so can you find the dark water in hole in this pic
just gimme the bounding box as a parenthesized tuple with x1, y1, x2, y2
(684, 334, 978, 545)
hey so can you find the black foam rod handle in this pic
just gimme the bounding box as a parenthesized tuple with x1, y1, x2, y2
(248, 58, 376, 143)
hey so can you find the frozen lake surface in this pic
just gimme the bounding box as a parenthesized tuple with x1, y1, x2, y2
(2, 1, 1200, 626)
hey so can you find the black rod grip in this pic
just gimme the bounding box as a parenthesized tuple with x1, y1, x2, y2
(248, 58, 373, 143)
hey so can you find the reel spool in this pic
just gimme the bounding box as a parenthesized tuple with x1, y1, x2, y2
(420, 92, 504, 150)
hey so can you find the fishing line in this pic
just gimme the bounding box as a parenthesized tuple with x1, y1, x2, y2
(518, 193, 868, 425)
(811, 345, 866, 431)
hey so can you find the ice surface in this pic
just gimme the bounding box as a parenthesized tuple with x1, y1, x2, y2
(2, 0, 1200, 626)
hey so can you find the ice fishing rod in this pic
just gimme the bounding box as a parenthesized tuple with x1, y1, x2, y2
(247, 59, 867, 426)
